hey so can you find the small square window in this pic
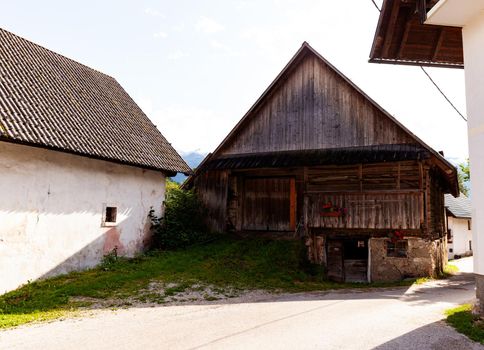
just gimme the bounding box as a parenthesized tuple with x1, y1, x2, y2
(105, 207, 117, 223)
(387, 240, 407, 258)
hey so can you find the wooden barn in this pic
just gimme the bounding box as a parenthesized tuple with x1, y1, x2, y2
(185, 43, 458, 283)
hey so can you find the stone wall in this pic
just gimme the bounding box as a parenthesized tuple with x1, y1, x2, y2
(369, 237, 445, 282)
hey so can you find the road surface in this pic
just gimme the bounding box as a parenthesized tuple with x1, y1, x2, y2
(0, 257, 481, 350)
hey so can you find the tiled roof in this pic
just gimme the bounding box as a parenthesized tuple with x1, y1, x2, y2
(445, 194, 472, 219)
(0, 28, 190, 174)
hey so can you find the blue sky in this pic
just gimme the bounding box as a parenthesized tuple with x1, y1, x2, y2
(0, 0, 468, 162)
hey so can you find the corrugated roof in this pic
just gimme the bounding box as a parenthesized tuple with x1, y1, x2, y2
(206, 145, 430, 170)
(0, 28, 191, 174)
(445, 194, 472, 219)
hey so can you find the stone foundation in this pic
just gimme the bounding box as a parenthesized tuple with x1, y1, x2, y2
(369, 237, 445, 282)
(476, 274, 484, 315)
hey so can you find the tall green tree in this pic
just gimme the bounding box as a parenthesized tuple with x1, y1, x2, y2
(458, 158, 470, 196)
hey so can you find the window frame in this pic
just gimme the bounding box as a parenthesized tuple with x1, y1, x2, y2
(101, 203, 118, 227)
(386, 240, 408, 258)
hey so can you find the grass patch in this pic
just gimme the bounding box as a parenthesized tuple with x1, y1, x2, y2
(446, 304, 484, 344)
(0, 236, 417, 329)
(445, 263, 460, 275)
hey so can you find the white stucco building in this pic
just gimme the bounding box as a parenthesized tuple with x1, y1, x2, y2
(370, 0, 484, 313)
(445, 194, 472, 259)
(0, 28, 190, 294)
(425, 0, 484, 310)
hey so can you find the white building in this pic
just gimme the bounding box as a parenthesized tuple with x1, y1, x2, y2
(370, 0, 484, 313)
(445, 194, 472, 259)
(0, 28, 190, 294)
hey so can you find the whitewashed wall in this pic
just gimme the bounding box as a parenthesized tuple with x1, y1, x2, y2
(463, 13, 484, 276)
(448, 217, 472, 259)
(0, 141, 166, 294)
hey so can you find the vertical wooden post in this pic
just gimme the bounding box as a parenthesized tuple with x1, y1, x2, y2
(358, 164, 363, 192)
(290, 178, 296, 231)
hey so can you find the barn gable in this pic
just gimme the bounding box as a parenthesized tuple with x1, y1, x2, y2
(220, 46, 415, 156)
(188, 42, 457, 194)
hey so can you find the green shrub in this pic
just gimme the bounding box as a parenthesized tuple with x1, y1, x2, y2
(100, 247, 119, 271)
(150, 180, 209, 249)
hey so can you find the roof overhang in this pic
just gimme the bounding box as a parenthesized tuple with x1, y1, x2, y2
(426, 0, 484, 27)
(205, 145, 431, 170)
(369, 0, 464, 68)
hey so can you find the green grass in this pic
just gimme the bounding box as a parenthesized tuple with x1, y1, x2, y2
(446, 304, 484, 344)
(0, 237, 416, 329)
(445, 262, 460, 274)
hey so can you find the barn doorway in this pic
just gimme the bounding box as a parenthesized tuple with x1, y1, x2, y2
(327, 238, 369, 283)
(242, 177, 296, 231)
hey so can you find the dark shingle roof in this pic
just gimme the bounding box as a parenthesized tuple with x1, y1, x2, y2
(206, 144, 430, 170)
(0, 28, 190, 174)
(445, 194, 472, 219)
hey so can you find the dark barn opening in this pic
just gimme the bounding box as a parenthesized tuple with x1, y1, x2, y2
(327, 238, 369, 283)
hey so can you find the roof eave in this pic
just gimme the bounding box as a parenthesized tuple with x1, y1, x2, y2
(0, 137, 192, 176)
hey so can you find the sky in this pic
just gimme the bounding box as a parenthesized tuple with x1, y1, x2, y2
(0, 0, 469, 163)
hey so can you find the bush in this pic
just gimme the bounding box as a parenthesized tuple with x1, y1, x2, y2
(150, 180, 209, 249)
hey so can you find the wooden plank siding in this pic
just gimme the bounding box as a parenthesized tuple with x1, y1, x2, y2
(219, 54, 415, 156)
(192, 170, 229, 233)
(307, 193, 421, 230)
(188, 44, 456, 237)
(242, 177, 292, 231)
(198, 161, 447, 235)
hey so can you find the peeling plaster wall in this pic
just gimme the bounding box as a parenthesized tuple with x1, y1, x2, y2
(369, 237, 445, 282)
(0, 142, 166, 294)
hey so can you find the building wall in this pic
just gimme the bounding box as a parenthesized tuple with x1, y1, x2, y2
(369, 237, 445, 282)
(0, 142, 166, 293)
(463, 12, 484, 276)
(448, 216, 472, 258)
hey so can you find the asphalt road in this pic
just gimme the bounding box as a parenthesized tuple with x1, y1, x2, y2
(0, 258, 481, 350)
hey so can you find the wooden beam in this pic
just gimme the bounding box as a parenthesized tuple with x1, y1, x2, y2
(359, 164, 363, 192)
(432, 28, 445, 61)
(397, 21, 412, 58)
(382, 0, 401, 58)
(290, 178, 296, 231)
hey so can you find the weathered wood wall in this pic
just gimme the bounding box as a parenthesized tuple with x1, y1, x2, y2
(192, 170, 228, 233)
(242, 178, 292, 231)
(216, 161, 447, 234)
(307, 193, 421, 230)
(220, 53, 416, 156)
(427, 169, 446, 237)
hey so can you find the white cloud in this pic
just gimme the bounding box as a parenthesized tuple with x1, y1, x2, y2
(167, 50, 189, 60)
(148, 105, 233, 153)
(144, 8, 165, 18)
(153, 31, 168, 39)
(171, 22, 186, 32)
(195, 16, 224, 33)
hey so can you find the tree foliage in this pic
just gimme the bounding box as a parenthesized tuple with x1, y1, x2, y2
(458, 158, 470, 196)
(150, 180, 209, 249)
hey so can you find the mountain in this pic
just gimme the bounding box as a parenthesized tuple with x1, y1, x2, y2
(171, 151, 207, 183)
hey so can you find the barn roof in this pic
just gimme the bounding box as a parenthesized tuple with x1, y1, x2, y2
(0, 28, 190, 174)
(445, 194, 472, 219)
(369, 0, 463, 68)
(206, 145, 430, 170)
(185, 42, 458, 195)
